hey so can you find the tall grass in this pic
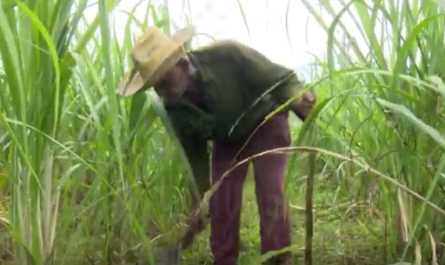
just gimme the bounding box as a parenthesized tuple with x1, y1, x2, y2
(0, 0, 444, 264)
(0, 1, 194, 264)
(301, 0, 445, 262)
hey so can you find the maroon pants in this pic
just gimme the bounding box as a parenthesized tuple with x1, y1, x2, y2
(209, 111, 292, 265)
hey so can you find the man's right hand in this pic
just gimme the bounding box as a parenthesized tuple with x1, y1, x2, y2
(180, 210, 209, 249)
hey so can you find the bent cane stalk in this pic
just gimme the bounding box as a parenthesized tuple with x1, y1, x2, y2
(195, 146, 445, 225)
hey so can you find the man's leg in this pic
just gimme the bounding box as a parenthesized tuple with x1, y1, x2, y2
(210, 140, 249, 265)
(248, 111, 293, 264)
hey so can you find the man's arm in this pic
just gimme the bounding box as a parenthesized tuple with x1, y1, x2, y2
(168, 115, 211, 207)
(166, 111, 210, 249)
(176, 133, 210, 207)
(227, 41, 309, 120)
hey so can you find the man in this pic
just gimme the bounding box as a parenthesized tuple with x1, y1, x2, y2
(118, 26, 316, 265)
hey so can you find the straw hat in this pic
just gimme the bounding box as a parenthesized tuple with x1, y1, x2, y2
(117, 26, 195, 97)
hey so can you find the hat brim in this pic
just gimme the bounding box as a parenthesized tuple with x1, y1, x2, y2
(117, 26, 195, 97)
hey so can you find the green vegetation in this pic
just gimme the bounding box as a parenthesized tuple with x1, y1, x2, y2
(0, 0, 444, 264)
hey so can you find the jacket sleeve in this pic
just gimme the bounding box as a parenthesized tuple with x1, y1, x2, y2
(169, 115, 211, 205)
(229, 41, 304, 112)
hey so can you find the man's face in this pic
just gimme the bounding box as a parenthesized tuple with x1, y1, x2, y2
(154, 58, 191, 105)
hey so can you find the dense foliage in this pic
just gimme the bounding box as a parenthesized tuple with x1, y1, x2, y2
(0, 0, 444, 264)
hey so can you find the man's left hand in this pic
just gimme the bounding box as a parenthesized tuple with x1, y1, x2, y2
(292, 90, 316, 120)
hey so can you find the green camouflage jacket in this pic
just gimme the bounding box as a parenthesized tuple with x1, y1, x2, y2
(164, 40, 302, 200)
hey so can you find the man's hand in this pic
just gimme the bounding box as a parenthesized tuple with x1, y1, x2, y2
(180, 209, 208, 249)
(292, 90, 316, 120)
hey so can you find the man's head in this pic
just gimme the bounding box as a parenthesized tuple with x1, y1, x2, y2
(117, 26, 195, 99)
(153, 56, 195, 105)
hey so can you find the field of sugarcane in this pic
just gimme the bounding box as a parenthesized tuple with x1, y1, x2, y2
(1, 0, 445, 264)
